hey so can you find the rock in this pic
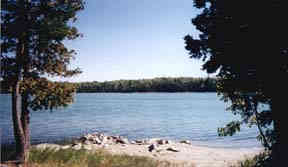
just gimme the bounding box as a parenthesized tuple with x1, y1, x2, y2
(111, 135, 120, 140)
(166, 140, 172, 144)
(93, 137, 102, 144)
(148, 144, 158, 152)
(148, 139, 171, 145)
(157, 139, 166, 145)
(116, 137, 129, 144)
(85, 134, 93, 140)
(102, 136, 108, 143)
(180, 140, 191, 145)
(72, 143, 82, 150)
(61, 145, 71, 149)
(135, 140, 145, 145)
(166, 147, 180, 152)
(157, 139, 172, 145)
(79, 136, 87, 142)
(35, 143, 61, 151)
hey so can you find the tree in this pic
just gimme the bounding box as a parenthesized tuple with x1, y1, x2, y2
(184, 1, 288, 166)
(1, 0, 84, 163)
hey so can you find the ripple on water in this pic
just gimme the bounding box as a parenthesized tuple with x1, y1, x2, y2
(0, 93, 262, 149)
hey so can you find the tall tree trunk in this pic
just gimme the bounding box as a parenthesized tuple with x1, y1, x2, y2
(12, 79, 26, 163)
(12, 8, 27, 161)
(21, 47, 31, 162)
(13, 0, 32, 163)
(21, 92, 30, 162)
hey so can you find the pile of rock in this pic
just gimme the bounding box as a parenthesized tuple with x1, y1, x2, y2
(79, 132, 130, 145)
(131, 138, 173, 145)
(33, 132, 191, 153)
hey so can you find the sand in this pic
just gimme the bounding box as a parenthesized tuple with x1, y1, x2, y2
(101, 142, 262, 167)
(33, 135, 263, 167)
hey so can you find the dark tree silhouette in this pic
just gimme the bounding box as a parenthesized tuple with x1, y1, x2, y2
(184, 1, 288, 166)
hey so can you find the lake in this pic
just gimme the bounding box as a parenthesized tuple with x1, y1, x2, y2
(0, 93, 261, 149)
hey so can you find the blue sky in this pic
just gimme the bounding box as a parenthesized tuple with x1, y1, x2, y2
(64, 0, 207, 82)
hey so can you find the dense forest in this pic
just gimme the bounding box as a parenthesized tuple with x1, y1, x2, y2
(75, 77, 217, 93)
(0, 77, 217, 93)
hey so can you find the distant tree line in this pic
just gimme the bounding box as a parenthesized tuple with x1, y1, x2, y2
(1, 77, 217, 93)
(74, 77, 217, 93)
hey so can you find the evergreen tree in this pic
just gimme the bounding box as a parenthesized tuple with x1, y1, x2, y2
(184, 1, 288, 166)
(1, 0, 84, 163)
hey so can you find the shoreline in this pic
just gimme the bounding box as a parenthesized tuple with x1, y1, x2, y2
(1, 136, 262, 150)
(31, 132, 263, 167)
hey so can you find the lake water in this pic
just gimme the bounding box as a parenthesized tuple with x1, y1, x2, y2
(0, 93, 262, 149)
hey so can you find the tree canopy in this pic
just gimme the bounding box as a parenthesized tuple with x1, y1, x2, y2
(1, 0, 84, 163)
(184, 1, 288, 166)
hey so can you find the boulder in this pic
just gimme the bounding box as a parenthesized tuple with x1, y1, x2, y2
(84, 134, 93, 140)
(166, 140, 172, 144)
(93, 137, 102, 144)
(72, 143, 82, 150)
(180, 140, 191, 145)
(157, 139, 172, 145)
(61, 145, 71, 149)
(116, 137, 129, 144)
(135, 140, 145, 145)
(35, 143, 61, 151)
(166, 147, 180, 152)
(157, 139, 166, 145)
(148, 144, 158, 152)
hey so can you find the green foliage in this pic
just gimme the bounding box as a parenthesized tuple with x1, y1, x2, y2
(1, 0, 84, 109)
(21, 78, 76, 111)
(75, 77, 217, 93)
(1, 0, 84, 105)
(1, 0, 84, 161)
(218, 121, 241, 137)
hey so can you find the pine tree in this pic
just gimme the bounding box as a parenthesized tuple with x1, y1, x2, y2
(184, 1, 288, 166)
(1, 0, 84, 163)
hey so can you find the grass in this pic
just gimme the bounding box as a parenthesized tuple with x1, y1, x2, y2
(2, 147, 189, 167)
(1, 137, 79, 162)
(229, 151, 271, 167)
(28, 148, 180, 167)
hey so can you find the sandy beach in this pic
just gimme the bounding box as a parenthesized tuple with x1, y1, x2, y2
(34, 133, 263, 167)
(99, 142, 261, 167)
